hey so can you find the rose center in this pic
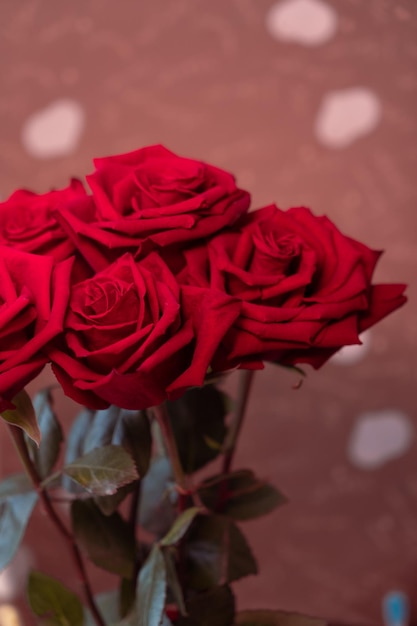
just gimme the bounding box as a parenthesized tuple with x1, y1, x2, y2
(82, 278, 138, 322)
(126, 160, 207, 213)
(148, 160, 205, 192)
(249, 231, 301, 275)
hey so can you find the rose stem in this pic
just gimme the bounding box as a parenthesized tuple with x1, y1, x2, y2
(152, 403, 188, 513)
(7, 424, 106, 626)
(153, 402, 189, 596)
(222, 369, 255, 475)
(128, 479, 141, 553)
(125, 478, 142, 607)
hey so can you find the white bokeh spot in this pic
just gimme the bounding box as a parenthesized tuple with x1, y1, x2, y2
(0, 604, 22, 626)
(21, 99, 85, 159)
(266, 0, 338, 46)
(331, 332, 371, 366)
(348, 410, 414, 470)
(315, 87, 382, 148)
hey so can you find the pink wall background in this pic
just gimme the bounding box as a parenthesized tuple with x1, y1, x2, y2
(0, 1, 416, 624)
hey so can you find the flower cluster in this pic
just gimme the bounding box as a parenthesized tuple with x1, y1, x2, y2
(0, 145, 406, 412)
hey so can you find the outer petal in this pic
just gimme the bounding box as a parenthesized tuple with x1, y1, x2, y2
(167, 286, 241, 393)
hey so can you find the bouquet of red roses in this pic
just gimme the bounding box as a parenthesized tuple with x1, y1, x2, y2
(0, 145, 406, 626)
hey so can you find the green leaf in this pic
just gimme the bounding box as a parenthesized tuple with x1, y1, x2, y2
(62, 445, 139, 496)
(112, 409, 152, 477)
(27, 570, 84, 626)
(177, 585, 235, 626)
(184, 515, 257, 590)
(234, 610, 326, 626)
(80, 406, 151, 478)
(226, 522, 258, 583)
(63, 408, 148, 513)
(71, 499, 135, 578)
(0, 481, 37, 570)
(82, 408, 145, 505)
(160, 507, 201, 547)
(198, 470, 287, 521)
(1, 389, 41, 445)
(94, 483, 136, 517)
(139, 457, 177, 538)
(62, 408, 138, 514)
(162, 548, 186, 616)
(119, 578, 136, 620)
(167, 385, 229, 474)
(136, 545, 167, 626)
(85, 410, 140, 515)
(84, 589, 121, 626)
(25, 389, 63, 479)
(184, 515, 224, 590)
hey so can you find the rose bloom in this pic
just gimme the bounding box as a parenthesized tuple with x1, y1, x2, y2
(177, 204, 407, 370)
(54, 145, 251, 272)
(0, 247, 73, 412)
(0, 179, 87, 261)
(47, 252, 240, 410)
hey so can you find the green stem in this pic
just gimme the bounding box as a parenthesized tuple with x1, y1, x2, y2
(118, 480, 142, 618)
(128, 480, 141, 543)
(129, 479, 142, 575)
(152, 403, 188, 512)
(222, 369, 255, 475)
(8, 425, 106, 626)
(152, 403, 189, 595)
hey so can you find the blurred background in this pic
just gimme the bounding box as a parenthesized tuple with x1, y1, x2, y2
(0, 0, 416, 624)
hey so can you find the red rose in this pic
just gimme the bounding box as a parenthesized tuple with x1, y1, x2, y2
(177, 205, 407, 370)
(0, 179, 87, 261)
(48, 252, 240, 410)
(0, 247, 73, 412)
(54, 145, 250, 271)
